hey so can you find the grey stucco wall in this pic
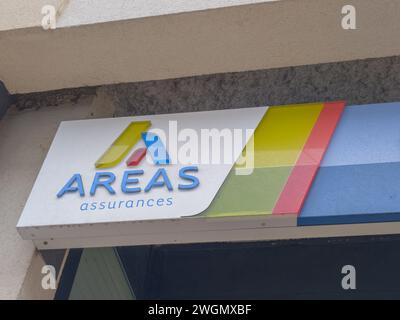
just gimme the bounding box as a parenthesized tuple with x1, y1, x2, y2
(111, 56, 400, 116)
(13, 55, 400, 116)
(109, 55, 400, 116)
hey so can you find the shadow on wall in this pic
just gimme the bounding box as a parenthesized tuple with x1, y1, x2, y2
(0, 81, 12, 119)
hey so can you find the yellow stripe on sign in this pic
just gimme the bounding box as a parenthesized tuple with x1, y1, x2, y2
(95, 121, 151, 169)
(246, 103, 323, 168)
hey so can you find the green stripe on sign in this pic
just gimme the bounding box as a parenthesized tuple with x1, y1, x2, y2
(201, 167, 293, 217)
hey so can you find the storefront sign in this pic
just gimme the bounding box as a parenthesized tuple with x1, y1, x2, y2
(17, 101, 400, 249)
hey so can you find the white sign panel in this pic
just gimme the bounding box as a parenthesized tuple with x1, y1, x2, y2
(17, 107, 268, 249)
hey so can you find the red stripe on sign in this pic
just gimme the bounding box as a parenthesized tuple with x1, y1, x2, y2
(272, 101, 346, 215)
(126, 147, 147, 167)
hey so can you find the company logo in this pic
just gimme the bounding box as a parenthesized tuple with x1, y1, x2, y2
(56, 121, 200, 201)
(95, 120, 170, 169)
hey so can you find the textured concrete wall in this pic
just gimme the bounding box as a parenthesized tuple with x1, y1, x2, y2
(107, 56, 400, 117)
(16, 55, 397, 116)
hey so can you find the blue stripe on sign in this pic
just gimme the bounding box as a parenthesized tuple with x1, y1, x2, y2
(298, 162, 400, 226)
(321, 102, 400, 167)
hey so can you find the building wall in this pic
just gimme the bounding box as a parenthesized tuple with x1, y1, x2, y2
(1, 55, 400, 298)
(0, 91, 114, 299)
(0, 0, 63, 31)
(2, 0, 400, 93)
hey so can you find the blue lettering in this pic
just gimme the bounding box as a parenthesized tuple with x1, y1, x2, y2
(80, 202, 89, 211)
(178, 166, 199, 190)
(137, 199, 145, 207)
(57, 174, 85, 198)
(90, 172, 116, 196)
(144, 168, 173, 192)
(121, 170, 143, 193)
(60, 168, 197, 198)
(108, 201, 117, 209)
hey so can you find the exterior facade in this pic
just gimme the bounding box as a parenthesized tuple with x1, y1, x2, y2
(1, 0, 400, 299)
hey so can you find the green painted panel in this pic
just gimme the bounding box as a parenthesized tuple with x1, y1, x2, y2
(201, 167, 293, 217)
(69, 247, 134, 300)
